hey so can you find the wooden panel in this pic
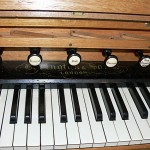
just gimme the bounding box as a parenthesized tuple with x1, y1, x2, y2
(1, 28, 150, 39)
(2, 49, 150, 61)
(0, 37, 150, 49)
(1, 28, 150, 49)
(72, 144, 150, 150)
(0, 11, 150, 22)
(0, 18, 149, 30)
(0, 0, 150, 15)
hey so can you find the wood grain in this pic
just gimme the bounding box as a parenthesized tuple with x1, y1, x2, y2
(1, 11, 150, 22)
(0, 18, 149, 30)
(1, 28, 150, 49)
(1, 0, 150, 15)
(2, 48, 150, 61)
(1, 28, 150, 39)
(0, 37, 150, 49)
(71, 144, 150, 150)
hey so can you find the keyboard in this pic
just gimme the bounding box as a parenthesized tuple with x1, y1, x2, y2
(0, 83, 150, 149)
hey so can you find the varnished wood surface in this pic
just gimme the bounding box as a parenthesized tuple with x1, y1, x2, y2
(1, 0, 150, 15)
(1, 37, 150, 49)
(1, 50, 139, 61)
(2, 48, 150, 61)
(0, 18, 149, 30)
(1, 11, 150, 22)
(72, 144, 150, 150)
(0, 28, 150, 49)
(1, 28, 150, 38)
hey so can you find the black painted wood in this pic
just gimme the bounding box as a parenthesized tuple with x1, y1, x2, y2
(39, 85, 46, 123)
(99, 84, 116, 121)
(0, 61, 149, 84)
(24, 85, 32, 124)
(138, 83, 150, 109)
(88, 84, 103, 121)
(58, 84, 68, 123)
(111, 84, 129, 120)
(127, 83, 148, 119)
(70, 84, 82, 122)
(10, 85, 20, 124)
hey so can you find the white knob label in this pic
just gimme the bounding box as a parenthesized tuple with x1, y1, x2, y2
(106, 57, 118, 67)
(69, 55, 80, 66)
(29, 55, 41, 66)
(140, 57, 150, 67)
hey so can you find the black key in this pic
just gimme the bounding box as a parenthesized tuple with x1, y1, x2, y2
(24, 85, 32, 124)
(10, 85, 20, 124)
(127, 83, 148, 119)
(111, 84, 129, 120)
(138, 83, 150, 109)
(58, 84, 67, 123)
(99, 84, 116, 121)
(39, 85, 46, 123)
(70, 84, 82, 122)
(88, 84, 103, 121)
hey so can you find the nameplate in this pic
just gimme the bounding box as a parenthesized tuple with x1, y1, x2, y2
(0, 61, 149, 80)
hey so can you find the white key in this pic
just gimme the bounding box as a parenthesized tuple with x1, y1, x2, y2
(0, 88, 15, 150)
(107, 87, 131, 145)
(13, 86, 27, 150)
(82, 84, 106, 147)
(95, 85, 118, 146)
(118, 87, 142, 145)
(146, 83, 150, 91)
(64, 84, 80, 149)
(136, 86, 150, 127)
(27, 85, 40, 150)
(122, 86, 150, 144)
(0, 85, 8, 134)
(41, 84, 54, 150)
(51, 84, 67, 149)
(76, 84, 93, 148)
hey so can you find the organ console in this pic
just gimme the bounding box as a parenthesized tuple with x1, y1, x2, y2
(0, 0, 150, 150)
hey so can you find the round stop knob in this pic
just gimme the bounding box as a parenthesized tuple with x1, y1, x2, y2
(102, 49, 118, 67)
(28, 48, 42, 66)
(135, 50, 150, 67)
(105, 56, 118, 68)
(28, 54, 42, 66)
(67, 48, 81, 66)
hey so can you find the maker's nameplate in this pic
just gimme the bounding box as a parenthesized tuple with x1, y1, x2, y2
(0, 61, 149, 80)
